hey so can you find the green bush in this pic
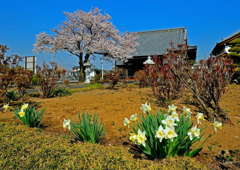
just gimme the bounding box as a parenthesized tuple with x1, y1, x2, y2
(4, 89, 17, 102)
(95, 74, 101, 82)
(32, 75, 39, 85)
(51, 88, 72, 97)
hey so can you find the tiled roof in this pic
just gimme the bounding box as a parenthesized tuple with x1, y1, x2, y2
(132, 27, 187, 56)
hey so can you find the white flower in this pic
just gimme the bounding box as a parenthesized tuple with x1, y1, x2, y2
(162, 116, 177, 128)
(130, 114, 138, 121)
(123, 118, 131, 128)
(188, 125, 200, 140)
(129, 133, 138, 144)
(21, 103, 28, 110)
(182, 106, 192, 118)
(3, 103, 9, 111)
(164, 126, 178, 142)
(155, 125, 165, 142)
(213, 118, 222, 132)
(168, 104, 177, 113)
(63, 119, 71, 130)
(171, 112, 180, 122)
(196, 112, 205, 124)
(137, 129, 147, 147)
(140, 103, 151, 113)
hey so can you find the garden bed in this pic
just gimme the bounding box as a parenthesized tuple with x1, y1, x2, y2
(0, 84, 240, 169)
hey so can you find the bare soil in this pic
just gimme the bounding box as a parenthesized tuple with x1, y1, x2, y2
(1, 85, 240, 169)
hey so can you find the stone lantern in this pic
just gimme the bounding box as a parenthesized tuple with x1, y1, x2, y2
(84, 59, 92, 84)
(143, 56, 155, 65)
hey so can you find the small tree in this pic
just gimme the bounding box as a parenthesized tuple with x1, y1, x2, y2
(0, 44, 32, 100)
(134, 70, 148, 88)
(165, 41, 235, 121)
(102, 67, 125, 90)
(33, 7, 138, 83)
(145, 54, 185, 102)
(35, 61, 66, 98)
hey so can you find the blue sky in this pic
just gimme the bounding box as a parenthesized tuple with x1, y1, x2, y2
(1, 0, 240, 70)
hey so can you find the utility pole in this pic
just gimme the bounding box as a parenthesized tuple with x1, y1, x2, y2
(102, 57, 103, 80)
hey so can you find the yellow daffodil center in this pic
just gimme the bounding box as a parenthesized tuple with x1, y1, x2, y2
(19, 111, 25, 117)
(167, 131, 174, 137)
(128, 121, 131, 124)
(171, 108, 174, 111)
(158, 131, 164, 136)
(168, 120, 172, 125)
(149, 108, 152, 111)
(134, 117, 137, 121)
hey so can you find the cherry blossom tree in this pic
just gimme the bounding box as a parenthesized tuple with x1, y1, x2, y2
(33, 7, 138, 83)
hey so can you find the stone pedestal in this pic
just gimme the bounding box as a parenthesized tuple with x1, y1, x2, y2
(84, 60, 92, 84)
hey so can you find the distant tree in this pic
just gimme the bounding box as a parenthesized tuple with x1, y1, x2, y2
(228, 38, 240, 65)
(33, 7, 138, 83)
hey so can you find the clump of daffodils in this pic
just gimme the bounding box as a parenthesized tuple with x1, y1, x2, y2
(127, 103, 223, 148)
(16, 103, 29, 117)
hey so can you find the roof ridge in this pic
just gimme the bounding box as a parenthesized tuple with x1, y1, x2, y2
(137, 26, 186, 34)
(219, 30, 240, 43)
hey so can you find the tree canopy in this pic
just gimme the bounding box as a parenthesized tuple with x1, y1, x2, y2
(33, 7, 139, 82)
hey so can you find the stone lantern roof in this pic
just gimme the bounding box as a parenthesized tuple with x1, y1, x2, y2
(83, 60, 93, 67)
(143, 56, 155, 65)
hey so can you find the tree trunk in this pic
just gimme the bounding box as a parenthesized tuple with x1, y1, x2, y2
(78, 62, 85, 83)
(78, 53, 90, 83)
(215, 102, 230, 122)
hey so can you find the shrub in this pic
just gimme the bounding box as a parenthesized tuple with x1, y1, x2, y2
(32, 75, 39, 85)
(63, 79, 71, 87)
(0, 44, 32, 99)
(101, 67, 125, 90)
(145, 54, 185, 102)
(165, 41, 235, 121)
(35, 61, 66, 98)
(95, 74, 101, 83)
(134, 70, 148, 88)
(4, 89, 17, 102)
(51, 88, 72, 97)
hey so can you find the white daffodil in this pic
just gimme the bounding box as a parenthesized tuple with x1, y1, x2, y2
(182, 106, 192, 118)
(188, 125, 200, 140)
(140, 103, 151, 114)
(3, 103, 9, 111)
(171, 112, 180, 122)
(63, 119, 71, 130)
(162, 116, 177, 128)
(164, 126, 178, 142)
(21, 103, 28, 110)
(137, 129, 147, 147)
(213, 118, 222, 132)
(155, 125, 165, 143)
(130, 114, 138, 121)
(129, 133, 138, 144)
(168, 104, 177, 113)
(19, 109, 25, 117)
(196, 112, 205, 124)
(123, 118, 131, 128)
